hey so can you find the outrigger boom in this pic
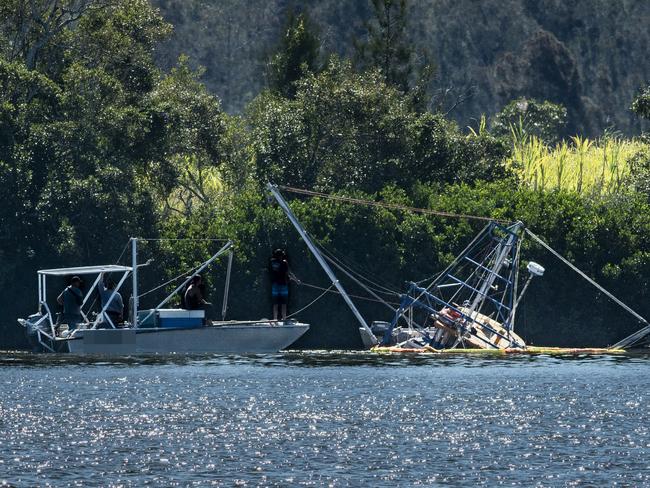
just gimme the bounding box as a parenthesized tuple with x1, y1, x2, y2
(267, 183, 378, 345)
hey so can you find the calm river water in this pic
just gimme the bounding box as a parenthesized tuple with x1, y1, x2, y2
(1, 351, 650, 486)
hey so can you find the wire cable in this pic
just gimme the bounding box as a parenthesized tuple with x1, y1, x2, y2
(284, 283, 336, 319)
(278, 185, 510, 224)
(525, 228, 649, 349)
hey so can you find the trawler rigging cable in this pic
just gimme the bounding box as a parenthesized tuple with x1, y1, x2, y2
(295, 280, 401, 306)
(314, 242, 401, 296)
(524, 228, 650, 348)
(284, 283, 337, 319)
(277, 185, 509, 223)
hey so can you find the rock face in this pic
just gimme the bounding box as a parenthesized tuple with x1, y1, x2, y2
(153, 0, 650, 136)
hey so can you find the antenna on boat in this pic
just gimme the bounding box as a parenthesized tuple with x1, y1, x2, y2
(267, 183, 377, 345)
(510, 261, 545, 326)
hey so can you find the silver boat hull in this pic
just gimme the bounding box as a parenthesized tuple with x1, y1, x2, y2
(64, 323, 309, 354)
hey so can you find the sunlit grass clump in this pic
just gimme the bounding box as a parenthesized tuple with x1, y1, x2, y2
(508, 132, 647, 195)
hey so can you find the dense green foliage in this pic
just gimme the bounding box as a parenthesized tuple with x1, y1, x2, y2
(492, 98, 568, 145)
(633, 86, 650, 121)
(1, 0, 649, 350)
(249, 58, 509, 193)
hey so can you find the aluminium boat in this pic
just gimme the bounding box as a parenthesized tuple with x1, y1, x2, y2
(18, 240, 309, 354)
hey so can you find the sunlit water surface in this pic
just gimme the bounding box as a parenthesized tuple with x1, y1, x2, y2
(1, 351, 650, 486)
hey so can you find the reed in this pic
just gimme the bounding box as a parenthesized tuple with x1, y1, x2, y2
(509, 134, 646, 195)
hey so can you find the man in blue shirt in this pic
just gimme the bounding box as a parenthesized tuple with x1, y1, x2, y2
(99, 273, 124, 327)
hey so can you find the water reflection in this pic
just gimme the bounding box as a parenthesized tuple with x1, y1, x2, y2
(2, 349, 650, 485)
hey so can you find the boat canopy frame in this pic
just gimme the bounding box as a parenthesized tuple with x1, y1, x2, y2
(32, 239, 235, 345)
(36, 264, 133, 339)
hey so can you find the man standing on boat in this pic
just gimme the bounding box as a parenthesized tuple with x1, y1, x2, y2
(56, 276, 84, 330)
(269, 249, 290, 320)
(99, 273, 124, 327)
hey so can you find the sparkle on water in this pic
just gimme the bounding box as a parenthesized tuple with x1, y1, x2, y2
(1, 351, 650, 486)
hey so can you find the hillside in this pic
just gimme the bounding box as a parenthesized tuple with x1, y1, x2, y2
(153, 0, 650, 136)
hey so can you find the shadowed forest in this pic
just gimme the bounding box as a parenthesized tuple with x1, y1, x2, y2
(1, 0, 649, 349)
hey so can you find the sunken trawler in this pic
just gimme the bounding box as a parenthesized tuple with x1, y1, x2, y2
(269, 183, 650, 353)
(362, 221, 540, 351)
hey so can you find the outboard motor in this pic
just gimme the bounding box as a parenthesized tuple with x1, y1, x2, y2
(19, 314, 51, 352)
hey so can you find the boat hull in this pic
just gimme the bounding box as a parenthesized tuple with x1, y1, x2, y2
(63, 323, 309, 354)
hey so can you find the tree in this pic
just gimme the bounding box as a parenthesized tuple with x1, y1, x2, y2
(0, 0, 113, 70)
(0, 0, 232, 346)
(266, 10, 321, 98)
(492, 98, 568, 145)
(632, 86, 650, 121)
(354, 0, 431, 103)
(249, 58, 508, 193)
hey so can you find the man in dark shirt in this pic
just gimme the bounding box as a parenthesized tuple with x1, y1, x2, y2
(269, 249, 289, 320)
(57, 276, 84, 330)
(184, 274, 214, 324)
(184, 275, 205, 310)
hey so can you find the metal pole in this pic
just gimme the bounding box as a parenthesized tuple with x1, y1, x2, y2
(470, 222, 521, 314)
(38, 273, 42, 312)
(510, 273, 534, 330)
(92, 271, 131, 329)
(222, 250, 234, 320)
(131, 237, 138, 327)
(322, 254, 396, 313)
(81, 274, 103, 309)
(267, 183, 375, 341)
(140, 241, 233, 326)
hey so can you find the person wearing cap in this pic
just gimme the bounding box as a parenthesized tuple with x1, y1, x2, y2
(99, 272, 124, 327)
(269, 248, 290, 320)
(56, 276, 84, 330)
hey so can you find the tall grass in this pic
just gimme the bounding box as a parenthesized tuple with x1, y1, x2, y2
(508, 132, 647, 195)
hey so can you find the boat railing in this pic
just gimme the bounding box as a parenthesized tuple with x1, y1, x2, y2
(89, 269, 133, 330)
(387, 282, 524, 349)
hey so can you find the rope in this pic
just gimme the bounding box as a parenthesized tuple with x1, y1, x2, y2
(137, 261, 204, 299)
(315, 242, 401, 296)
(525, 228, 649, 348)
(278, 185, 509, 224)
(285, 283, 336, 319)
(115, 240, 130, 265)
(295, 280, 401, 306)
